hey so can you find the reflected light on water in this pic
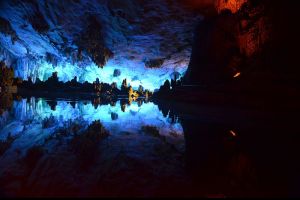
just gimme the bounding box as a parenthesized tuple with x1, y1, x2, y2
(0, 97, 186, 197)
(0, 97, 184, 140)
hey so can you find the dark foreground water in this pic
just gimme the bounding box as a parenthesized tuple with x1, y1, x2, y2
(0, 95, 299, 197)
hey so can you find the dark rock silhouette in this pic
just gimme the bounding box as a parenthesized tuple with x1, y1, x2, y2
(185, 0, 300, 89)
(75, 15, 113, 68)
(113, 69, 121, 77)
(19, 72, 125, 97)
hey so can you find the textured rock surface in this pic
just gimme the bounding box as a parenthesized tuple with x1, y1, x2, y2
(215, 0, 247, 14)
(185, 10, 240, 84)
(0, 0, 200, 90)
(185, 0, 300, 86)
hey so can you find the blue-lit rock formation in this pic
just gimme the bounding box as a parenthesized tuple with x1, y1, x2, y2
(0, 98, 184, 152)
(0, 0, 200, 90)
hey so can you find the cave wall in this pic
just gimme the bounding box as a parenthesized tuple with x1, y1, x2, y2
(0, 0, 200, 91)
(185, 0, 300, 88)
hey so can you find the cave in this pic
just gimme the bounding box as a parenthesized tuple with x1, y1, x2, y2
(0, 0, 299, 198)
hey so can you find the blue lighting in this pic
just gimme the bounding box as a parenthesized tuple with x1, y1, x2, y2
(0, 98, 184, 140)
(0, 0, 195, 91)
(32, 59, 187, 91)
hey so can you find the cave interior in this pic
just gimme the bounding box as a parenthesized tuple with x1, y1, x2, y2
(0, 0, 299, 198)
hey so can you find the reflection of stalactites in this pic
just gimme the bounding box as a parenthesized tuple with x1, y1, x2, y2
(0, 132, 17, 156)
(93, 97, 101, 109)
(93, 80, 102, 94)
(128, 86, 139, 104)
(162, 109, 169, 118)
(47, 100, 57, 111)
(70, 101, 76, 109)
(0, 93, 13, 114)
(130, 110, 137, 116)
(110, 101, 116, 107)
(121, 104, 126, 112)
(19, 99, 27, 121)
(129, 95, 139, 105)
(120, 99, 128, 113)
(111, 112, 118, 120)
(167, 109, 180, 124)
(128, 97, 132, 105)
(138, 100, 143, 107)
(144, 92, 150, 103)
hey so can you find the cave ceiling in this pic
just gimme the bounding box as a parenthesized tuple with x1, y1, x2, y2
(0, 0, 202, 90)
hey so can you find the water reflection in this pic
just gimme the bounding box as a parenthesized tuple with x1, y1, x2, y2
(0, 95, 297, 197)
(0, 97, 183, 140)
(0, 93, 13, 115)
(0, 97, 186, 197)
(0, 96, 259, 197)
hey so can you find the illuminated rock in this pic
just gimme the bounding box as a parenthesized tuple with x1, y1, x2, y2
(0, 0, 200, 91)
(185, 0, 275, 85)
(215, 0, 247, 14)
(0, 98, 184, 139)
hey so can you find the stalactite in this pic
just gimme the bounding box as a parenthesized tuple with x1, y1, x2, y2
(0, 111, 10, 129)
(0, 0, 199, 90)
(0, 47, 15, 67)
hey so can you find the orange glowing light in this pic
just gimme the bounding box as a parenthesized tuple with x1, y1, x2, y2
(233, 72, 241, 78)
(216, 0, 247, 14)
(230, 130, 237, 137)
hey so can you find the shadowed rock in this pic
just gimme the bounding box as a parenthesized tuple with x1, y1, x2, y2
(145, 58, 164, 68)
(0, 17, 18, 42)
(76, 16, 113, 68)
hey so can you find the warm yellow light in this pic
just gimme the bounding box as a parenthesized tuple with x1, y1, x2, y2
(233, 72, 241, 78)
(230, 130, 237, 137)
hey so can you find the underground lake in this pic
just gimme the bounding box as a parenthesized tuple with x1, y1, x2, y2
(1, 0, 300, 198)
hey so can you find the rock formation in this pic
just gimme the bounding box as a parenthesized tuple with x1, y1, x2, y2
(185, 0, 300, 89)
(215, 0, 247, 13)
(0, 0, 200, 90)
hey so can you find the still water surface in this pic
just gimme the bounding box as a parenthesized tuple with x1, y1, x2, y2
(0, 97, 186, 197)
(0, 96, 299, 197)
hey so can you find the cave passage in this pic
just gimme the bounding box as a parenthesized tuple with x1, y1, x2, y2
(0, 0, 300, 198)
